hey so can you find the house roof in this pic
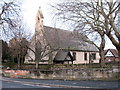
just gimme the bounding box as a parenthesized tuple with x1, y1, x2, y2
(54, 50, 73, 61)
(42, 26, 99, 52)
(104, 49, 119, 57)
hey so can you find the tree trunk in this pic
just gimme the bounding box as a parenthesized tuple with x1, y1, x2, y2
(20, 56, 24, 69)
(17, 54, 20, 69)
(106, 33, 120, 60)
(49, 52, 53, 64)
(35, 52, 41, 69)
(118, 50, 120, 59)
(35, 55, 39, 69)
(116, 47, 120, 58)
(99, 50, 105, 67)
(35, 53, 39, 69)
(35, 62, 38, 69)
(117, 47, 120, 66)
(99, 35, 105, 67)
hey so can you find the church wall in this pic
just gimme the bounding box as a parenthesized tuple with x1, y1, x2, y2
(73, 52, 88, 64)
(73, 51, 100, 64)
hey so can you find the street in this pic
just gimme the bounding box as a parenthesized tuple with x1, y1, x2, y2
(2, 80, 49, 88)
(1, 77, 120, 89)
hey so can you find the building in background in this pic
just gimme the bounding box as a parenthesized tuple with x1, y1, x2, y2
(104, 49, 120, 63)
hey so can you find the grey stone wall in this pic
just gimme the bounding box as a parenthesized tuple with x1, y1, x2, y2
(28, 68, 120, 80)
(3, 66, 120, 80)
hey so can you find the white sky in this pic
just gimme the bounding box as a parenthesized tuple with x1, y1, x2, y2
(22, 0, 60, 33)
(21, 0, 116, 49)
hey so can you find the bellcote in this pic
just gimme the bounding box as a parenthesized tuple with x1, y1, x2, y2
(35, 7, 44, 33)
(35, 6, 44, 24)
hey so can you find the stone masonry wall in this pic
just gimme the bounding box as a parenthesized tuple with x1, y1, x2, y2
(2, 67, 120, 80)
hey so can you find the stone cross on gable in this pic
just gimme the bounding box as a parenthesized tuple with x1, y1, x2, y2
(39, 6, 41, 10)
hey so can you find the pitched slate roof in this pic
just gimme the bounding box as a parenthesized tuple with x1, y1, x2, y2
(30, 26, 99, 52)
(43, 26, 99, 52)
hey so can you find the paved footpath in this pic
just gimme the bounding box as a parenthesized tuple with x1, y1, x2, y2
(1, 77, 120, 89)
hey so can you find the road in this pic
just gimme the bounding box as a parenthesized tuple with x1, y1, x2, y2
(1, 77, 120, 89)
(2, 80, 49, 88)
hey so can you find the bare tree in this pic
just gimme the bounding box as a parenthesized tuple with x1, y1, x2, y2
(52, 0, 120, 66)
(26, 28, 56, 69)
(9, 37, 29, 69)
(0, 0, 21, 40)
(9, 25, 30, 69)
(1, 40, 9, 63)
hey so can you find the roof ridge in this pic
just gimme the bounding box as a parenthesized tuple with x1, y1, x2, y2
(44, 25, 73, 32)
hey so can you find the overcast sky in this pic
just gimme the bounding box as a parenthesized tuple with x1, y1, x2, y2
(21, 0, 116, 49)
(22, 0, 60, 33)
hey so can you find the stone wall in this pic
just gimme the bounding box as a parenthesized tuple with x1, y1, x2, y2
(2, 67, 120, 80)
